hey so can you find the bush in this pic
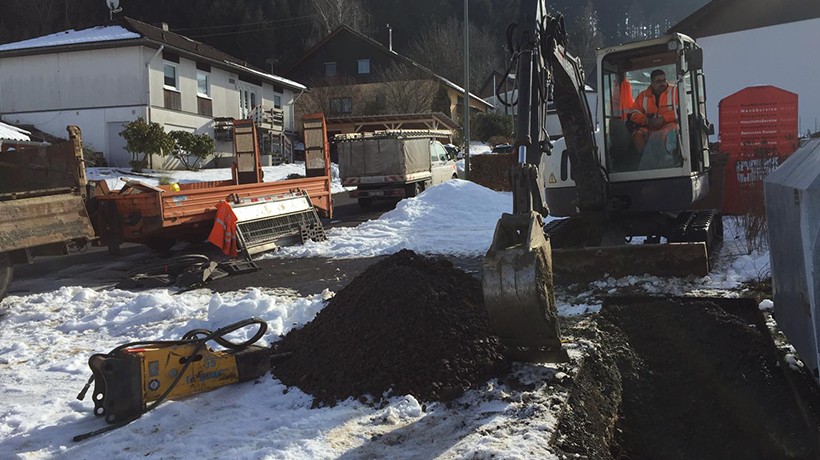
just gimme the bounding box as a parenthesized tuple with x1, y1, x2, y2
(119, 118, 175, 172)
(170, 130, 215, 171)
(82, 147, 107, 167)
(473, 112, 513, 142)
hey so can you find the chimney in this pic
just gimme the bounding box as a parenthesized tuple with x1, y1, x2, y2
(155, 22, 169, 31)
(387, 23, 393, 52)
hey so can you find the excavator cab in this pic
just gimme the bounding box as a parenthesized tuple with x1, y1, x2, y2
(547, 34, 715, 216)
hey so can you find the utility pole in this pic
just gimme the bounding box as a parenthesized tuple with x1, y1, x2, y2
(463, 0, 470, 180)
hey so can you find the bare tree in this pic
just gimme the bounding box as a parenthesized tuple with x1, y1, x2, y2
(311, 0, 366, 35)
(406, 17, 503, 91)
(568, 0, 603, 78)
(298, 76, 363, 116)
(375, 63, 438, 114)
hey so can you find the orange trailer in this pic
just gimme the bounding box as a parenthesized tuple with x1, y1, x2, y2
(93, 114, 333, 255)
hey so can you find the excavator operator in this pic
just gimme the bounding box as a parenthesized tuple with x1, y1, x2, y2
(628, 69, 681, 168)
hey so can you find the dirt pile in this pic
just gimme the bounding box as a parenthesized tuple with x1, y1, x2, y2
(271, 249, 508, 406)
(557, 296, 819, 459)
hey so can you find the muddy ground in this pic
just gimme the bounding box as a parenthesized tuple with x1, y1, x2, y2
(8, 247, 819, 458)
(251, 251, 819, 459)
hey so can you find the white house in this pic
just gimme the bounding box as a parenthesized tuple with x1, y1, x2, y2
(0, 18, 307, 168)
(669, 0, 820, 138)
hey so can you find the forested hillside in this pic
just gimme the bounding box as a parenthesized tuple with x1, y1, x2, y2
(0, 0, 709, 87)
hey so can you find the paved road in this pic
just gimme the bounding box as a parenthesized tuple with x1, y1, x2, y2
(6, 192, 405, 298)
(322, 191, 398, 229)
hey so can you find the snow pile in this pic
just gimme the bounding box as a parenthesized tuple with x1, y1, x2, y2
(86, 162, 349, 194)
(271, 179, 522, 258)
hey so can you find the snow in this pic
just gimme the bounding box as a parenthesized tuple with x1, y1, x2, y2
(1, 162, 776, 458)
(0, 26, 140, 52)
(222, 61, 307, 91)
(86, 162, 351, 194)
(0, 122, 31, 142)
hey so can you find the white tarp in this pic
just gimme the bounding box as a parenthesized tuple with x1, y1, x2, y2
(338, 138, 431, 179)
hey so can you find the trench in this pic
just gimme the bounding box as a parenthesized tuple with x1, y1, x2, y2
(554, 296, 820, 459)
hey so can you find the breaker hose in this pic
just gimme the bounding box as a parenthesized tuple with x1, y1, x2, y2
(72, 317, 267, 442)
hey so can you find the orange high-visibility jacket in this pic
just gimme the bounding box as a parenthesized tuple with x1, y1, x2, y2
(208, 201, 239, 257)
(629, 84, 679, 126)
(615, 79, 634, 120)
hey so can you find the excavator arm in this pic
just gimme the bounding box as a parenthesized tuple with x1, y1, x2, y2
(483, 0, 598, 362)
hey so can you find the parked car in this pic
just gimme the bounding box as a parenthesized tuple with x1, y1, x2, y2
(491, 143, 513, 153)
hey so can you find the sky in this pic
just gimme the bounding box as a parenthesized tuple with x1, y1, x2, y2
(0, 160, 776, 459)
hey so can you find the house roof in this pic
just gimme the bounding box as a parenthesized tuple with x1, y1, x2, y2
(0, 121, 31, 142)
(477, 71, 516, 99)
(0, 17, 306, 91)
(669, 0, 820, 38)
(287, 25, 491, 109)
(326, 112, 460, 131)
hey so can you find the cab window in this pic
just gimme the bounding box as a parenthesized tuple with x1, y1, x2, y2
(431, 142, 448, 162)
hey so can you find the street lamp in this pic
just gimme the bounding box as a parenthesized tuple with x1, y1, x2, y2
(463, 0, 470, 180)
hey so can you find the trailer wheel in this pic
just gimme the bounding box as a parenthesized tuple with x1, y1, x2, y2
(145, 238, 177, 253)
(357, 198, 373, 209)
(103, 202, 121, 256)
(0, 252, 13, 301)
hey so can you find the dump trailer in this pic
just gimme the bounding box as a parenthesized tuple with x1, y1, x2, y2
(92, 114, 332, 256)
(337, 130, 458, 209)
(0, 126, 96, 300)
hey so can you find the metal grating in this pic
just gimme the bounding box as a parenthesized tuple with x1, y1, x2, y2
(238, 210, 315, 247)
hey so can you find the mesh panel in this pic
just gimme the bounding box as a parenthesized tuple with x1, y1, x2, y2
(237, 210, 315, 248)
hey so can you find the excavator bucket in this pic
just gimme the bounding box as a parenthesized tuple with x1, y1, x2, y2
(483, 211, 568, 362)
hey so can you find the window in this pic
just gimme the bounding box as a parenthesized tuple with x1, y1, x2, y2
(324, 62, 337, 77)
(197, 69, 212, 116)
(431, 142, 448, 162)
(197, 71, 210, 97)
(274, 94, 282, 109)
(163, 63, 178, 89)
(357, 59, 370, 75)
(330, 97, 352, 114)
(239, 87, 259, 118)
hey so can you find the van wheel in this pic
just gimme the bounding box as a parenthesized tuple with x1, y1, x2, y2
(0, 252, 13, 301)
(357, 198, 373, 209)
(406, 182, 422, 198)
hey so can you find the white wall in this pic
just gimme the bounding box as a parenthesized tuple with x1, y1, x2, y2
(1, 44, 301, 167)
(2, 106, 147, 164)
(699, 18, 820, 138)
(0, 47, 145, 112)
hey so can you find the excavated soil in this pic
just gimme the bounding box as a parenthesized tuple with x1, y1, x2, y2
(260, 250, 818, 457)
(555, 297, 820, 459)
(270, 249, 508, 407)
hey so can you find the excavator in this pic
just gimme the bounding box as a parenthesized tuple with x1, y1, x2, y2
(483, 0, 722, 361)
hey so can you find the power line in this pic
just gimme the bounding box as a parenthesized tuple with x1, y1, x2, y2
(172, 15, 318, 33)
(187, 19, 318, 38)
